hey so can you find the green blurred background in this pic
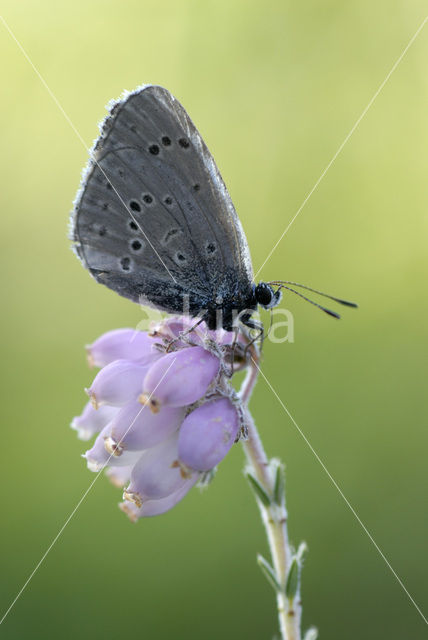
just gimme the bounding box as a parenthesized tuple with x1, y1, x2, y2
(1, 2, 427, 638)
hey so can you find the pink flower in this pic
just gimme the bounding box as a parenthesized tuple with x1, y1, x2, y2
(71, 317, 243, 520)
(178, 398, 240, 471)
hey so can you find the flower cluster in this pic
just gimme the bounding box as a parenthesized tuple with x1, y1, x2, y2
(71, 317, 247, 521)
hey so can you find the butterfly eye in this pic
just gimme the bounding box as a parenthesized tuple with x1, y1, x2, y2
(255, 283, 276, 309)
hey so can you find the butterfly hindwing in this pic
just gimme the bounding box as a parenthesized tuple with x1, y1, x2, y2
(71, 85, 253, 313)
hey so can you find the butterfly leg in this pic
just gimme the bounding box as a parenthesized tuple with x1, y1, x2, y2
(240, 314, 265, 359)
(227, 326, 241, 377)
(165, 314, 207, 352)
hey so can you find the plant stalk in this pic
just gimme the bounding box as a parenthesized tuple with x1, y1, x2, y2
(239, 355, 302, 640)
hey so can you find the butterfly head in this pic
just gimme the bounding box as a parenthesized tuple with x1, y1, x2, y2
(254, 282, 282, 310)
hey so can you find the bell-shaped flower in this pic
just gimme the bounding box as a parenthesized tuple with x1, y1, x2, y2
(139, 347, 220, 412)
(178, 398, 240, 471)
(70, 402, 118, 441)
(109, 402, 185, 451)
(86, 328, 161, 368)
(124, 432, 194, 505)
(86, 359, 148, 409)
(84, 425, 142, 472)
(119, 475, 198, 521)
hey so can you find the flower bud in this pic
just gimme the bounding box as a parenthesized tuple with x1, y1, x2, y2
(70, 402, 118, 441)
(110, 402, 185, 451)
(178, 398, 240, 471)
(119, 475, 198, 520)
(86, 329, 161, 368)
(86, 359, 148, 408)
(124, 433, 193, 504)
(140, 347, 220, 411)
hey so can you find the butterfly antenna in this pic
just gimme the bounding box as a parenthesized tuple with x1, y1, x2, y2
(275, 285, 342, 319)
(269, 281, 358, 308)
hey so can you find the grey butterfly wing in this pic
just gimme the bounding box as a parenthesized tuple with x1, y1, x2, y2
(70, 84, 253, 314)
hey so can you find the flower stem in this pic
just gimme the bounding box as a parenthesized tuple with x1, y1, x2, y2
(239, 356, 303, 640)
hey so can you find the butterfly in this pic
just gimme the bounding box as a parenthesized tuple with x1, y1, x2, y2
(70, 85, 356, 336)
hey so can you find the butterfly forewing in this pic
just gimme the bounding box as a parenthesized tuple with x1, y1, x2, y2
(71, 85, 253, 314)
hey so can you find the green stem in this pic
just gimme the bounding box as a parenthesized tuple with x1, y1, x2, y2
(239, 357, 302, 640)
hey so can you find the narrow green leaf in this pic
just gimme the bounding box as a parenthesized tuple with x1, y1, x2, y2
(272, 460, 285, 506)
(257, 554, 281, 593)
(297, 541, 308, 563)
(285, 557, 299, 600)
(246, 472, 271, 507)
